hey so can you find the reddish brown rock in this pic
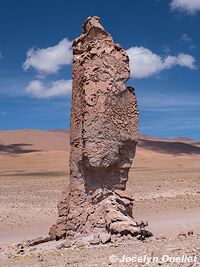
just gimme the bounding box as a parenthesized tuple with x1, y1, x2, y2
(50, 16, 139, 241)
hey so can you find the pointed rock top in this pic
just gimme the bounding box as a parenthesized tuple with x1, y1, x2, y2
(82, 16, 105, 33)
(72, 16, 112, 52)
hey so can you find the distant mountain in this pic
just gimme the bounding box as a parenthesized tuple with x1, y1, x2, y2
(49, 129, 70, 134)
(0, 129, 200, 176)
(0, 129, 199, 155)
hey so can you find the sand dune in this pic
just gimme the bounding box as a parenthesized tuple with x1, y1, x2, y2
(0, 129, 69, 153)
(0, 129, 200, 175)
(1, 129, 198, 154)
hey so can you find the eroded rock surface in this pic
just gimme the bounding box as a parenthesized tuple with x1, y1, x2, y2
(50, 16, 139, 242)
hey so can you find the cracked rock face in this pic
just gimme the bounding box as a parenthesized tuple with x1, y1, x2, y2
(50, 16, 139, 242)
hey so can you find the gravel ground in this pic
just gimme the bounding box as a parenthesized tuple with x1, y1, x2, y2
(1, 235, 200, 267)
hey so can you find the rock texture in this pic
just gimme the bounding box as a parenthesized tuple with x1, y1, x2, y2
(50, 16, 139, 242)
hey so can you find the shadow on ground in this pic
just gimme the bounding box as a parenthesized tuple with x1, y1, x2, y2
(139, 139, 200, 155)
(0, 144, 41, 154)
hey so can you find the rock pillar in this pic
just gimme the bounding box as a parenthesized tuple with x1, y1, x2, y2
(50, 16, 139, 242)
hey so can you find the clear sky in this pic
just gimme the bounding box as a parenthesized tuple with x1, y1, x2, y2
(0, 0, 200, 140)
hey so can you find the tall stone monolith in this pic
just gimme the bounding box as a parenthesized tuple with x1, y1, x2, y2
(50, 16, 139, 243)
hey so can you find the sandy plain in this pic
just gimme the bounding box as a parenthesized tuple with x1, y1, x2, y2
(0, 129, 200, 266)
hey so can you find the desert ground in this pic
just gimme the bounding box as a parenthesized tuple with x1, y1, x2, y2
(0, 129, 200, 266)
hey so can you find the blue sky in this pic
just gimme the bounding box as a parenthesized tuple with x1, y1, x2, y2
(0, 0, 200, 140)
